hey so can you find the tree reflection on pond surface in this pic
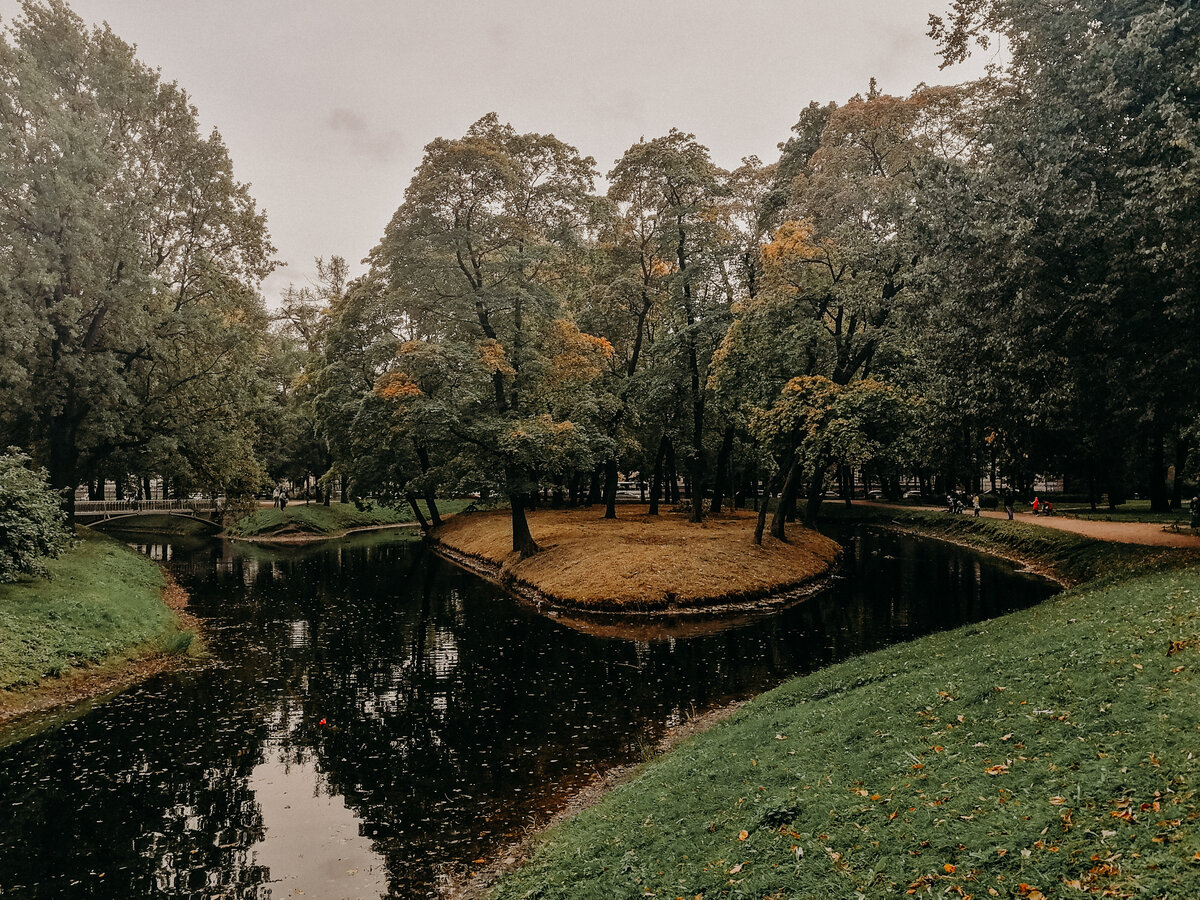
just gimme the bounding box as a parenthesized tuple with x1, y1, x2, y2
(0, 525, 1056, 898)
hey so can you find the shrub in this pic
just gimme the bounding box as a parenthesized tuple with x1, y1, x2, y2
(0, 449, 73, 583)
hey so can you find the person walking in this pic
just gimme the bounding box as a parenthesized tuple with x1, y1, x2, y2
(1190, 495, 1199, 530)
(1003, 490, 1015, 520)
(973, 495, 981, 517)
(1031, 496, 1040, 516)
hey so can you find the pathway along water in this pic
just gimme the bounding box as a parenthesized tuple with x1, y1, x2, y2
(0, 524, 1057, 899)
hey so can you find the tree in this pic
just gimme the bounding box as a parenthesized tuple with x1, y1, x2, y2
(606, 131, 731, 521)
(920, 0, 1200, 508)
(0, 450, 73, 583)
(0, 1, 275, 515)
(366, 114, 608, 555)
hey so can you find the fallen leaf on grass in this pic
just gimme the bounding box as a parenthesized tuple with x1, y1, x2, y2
(985, 764, 1009, 776)
(728, 862, 743, 874)
(737, 830, 749, 841)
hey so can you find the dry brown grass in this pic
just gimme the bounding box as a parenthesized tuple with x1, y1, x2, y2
(430, 507, 841, 612)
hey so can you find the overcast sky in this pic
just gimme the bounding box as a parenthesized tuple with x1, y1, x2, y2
(1, 0, 993, 301)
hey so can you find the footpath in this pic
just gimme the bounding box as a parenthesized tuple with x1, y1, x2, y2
(866, 502, 1200, 548)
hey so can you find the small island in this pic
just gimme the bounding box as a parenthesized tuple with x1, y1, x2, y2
(429, 507, 842, 614)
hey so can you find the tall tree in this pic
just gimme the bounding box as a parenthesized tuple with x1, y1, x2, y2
(367, 114, 608, 555)
(0, 0, 275, 513)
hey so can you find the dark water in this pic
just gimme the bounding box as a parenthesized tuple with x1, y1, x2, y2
(0, 525, 1056, 898)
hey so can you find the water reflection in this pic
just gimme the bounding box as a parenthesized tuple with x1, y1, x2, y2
(248, 745, 390, 899)
(0, 525, 1056, 898)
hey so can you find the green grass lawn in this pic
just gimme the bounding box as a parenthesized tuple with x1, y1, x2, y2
(491, 513, 1200, 899)
(228, 498, 473, 537)
(0, 529, 189, 693)
(1053, 499, 1196, 526)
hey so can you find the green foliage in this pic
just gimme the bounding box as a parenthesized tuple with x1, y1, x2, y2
(0, 529, 186, 691)
(0, 0, 275, 500)
(0, 450, 72, 583)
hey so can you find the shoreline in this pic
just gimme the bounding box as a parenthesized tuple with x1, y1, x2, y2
(225, 520, 422, 545)
(455, 510, 1200, 899)
(440, 514, 1081, 899)
(0, 571, 205, 737)
(440, 698, 749, 900)
(428, 508, 843, 615)
(427, 532, 838, 622)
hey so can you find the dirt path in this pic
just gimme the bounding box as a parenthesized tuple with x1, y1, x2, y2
(865, 503, 1200, 548)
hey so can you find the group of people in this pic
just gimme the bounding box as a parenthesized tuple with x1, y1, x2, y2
(942, 490, 1198, 528)
(1030, 496, 1054, 517)
(271, 484, 290, 509)
(945, 492, 982, 517)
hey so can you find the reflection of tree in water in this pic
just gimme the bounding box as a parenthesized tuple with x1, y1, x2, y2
(232, 533, 1052, 896)
(0, 528, 1055, 899)
(0, 677, 273, 898)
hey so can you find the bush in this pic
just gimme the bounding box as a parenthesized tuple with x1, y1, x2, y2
(0, 449, 73, 583)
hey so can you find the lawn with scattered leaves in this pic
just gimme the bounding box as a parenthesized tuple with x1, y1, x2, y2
(491, 520, 1200, 899)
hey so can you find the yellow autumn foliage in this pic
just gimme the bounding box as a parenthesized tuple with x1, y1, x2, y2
(760, 220, 820, 269)
(547, 319, 613, 384)
(374, 371, 423, 400)
(478, 339, 516, 376)
(649, 259, 675, 279)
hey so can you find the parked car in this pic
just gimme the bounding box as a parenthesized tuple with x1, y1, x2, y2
(903, 490, 923, 499)
(867, 489, 885, 499)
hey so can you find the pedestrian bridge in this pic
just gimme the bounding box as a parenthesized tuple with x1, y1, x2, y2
(74, 499, 223, 525)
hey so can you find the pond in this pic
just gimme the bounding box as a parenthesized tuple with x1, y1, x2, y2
(0, 524, 1057, 898)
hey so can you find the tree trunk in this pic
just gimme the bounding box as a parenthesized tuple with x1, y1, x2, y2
(340, 474, 348, 504)
(425, 494, 442, 527)
(603, 456, 618, 519)
(804, 464, 827, 526)
(649, 435, 667, 516)
(1172, 433, 1190, 510)
(665, 440, 680, 504)
(585, 466, 602, 507)
(710, 425, 734, 514)
(1149, 428, 1170, 512)
(48, 415, 79, 522)
(405, 492, 430, 531)
(510, 495, 539, 557)
(769, 455, 802, 541)
(755, 460, 788, 545)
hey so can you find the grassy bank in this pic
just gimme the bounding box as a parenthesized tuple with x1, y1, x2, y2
(489, 511, 1200, 899)
(818, 504, 1186, 586)
(0, 529, 194, 699)
(228, 498, 472, 538)
(431, 508, 842, 612)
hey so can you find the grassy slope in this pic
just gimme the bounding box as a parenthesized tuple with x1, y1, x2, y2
(0, 529, 186, 692)
(818, 504, 1184, 586)
(229, 499, 472, 537)
(492, 512, 1200, 899)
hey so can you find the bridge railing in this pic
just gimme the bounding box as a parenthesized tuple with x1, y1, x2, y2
(74, 499, 221, 516)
